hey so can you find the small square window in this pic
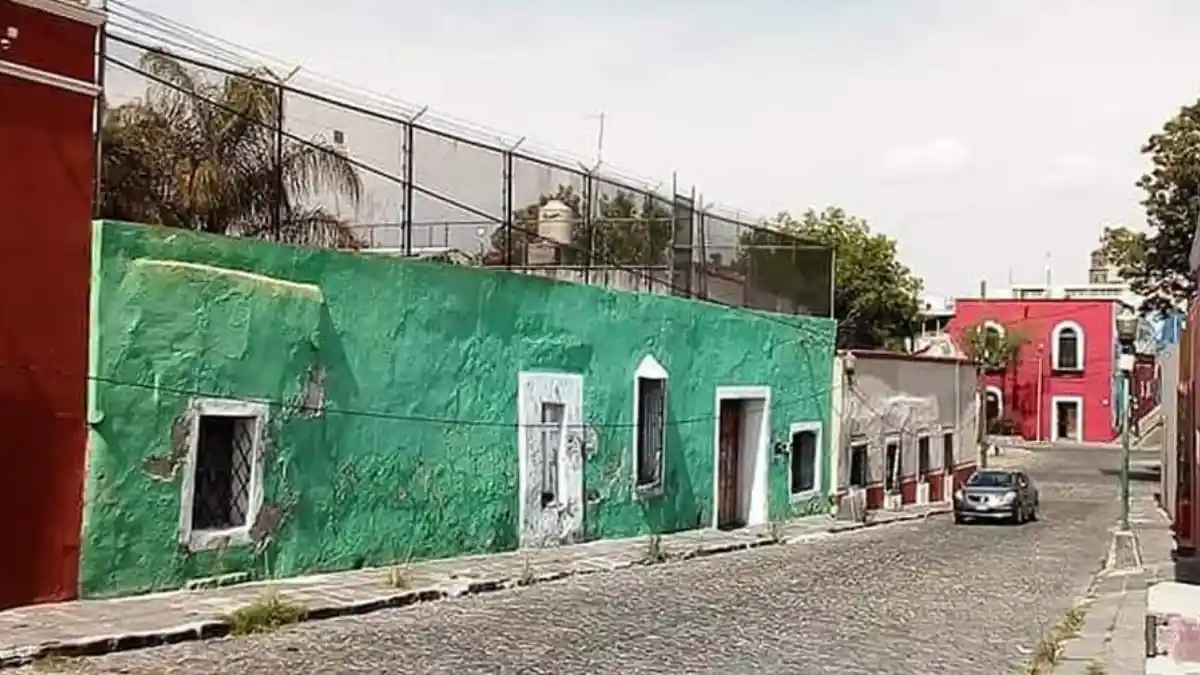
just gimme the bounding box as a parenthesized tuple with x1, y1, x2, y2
(180, 399, 267, 551)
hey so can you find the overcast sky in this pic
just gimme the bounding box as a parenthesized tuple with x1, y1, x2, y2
(108, 0, 1200, 298)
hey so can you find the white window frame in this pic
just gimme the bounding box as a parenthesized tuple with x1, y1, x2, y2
(178, 398, 268, 552)
(632, 355, 668, 497)
(1051, 394, 1085, 443)
(883, 433, 902, 494)
(1050, 320, 1085, 371)
(788, 421, 823, 502)
(982, 320, 1006, 342)
(939, 425, 956, 474)
(916, 430, 932, 482)
(847, 438, 870, 488)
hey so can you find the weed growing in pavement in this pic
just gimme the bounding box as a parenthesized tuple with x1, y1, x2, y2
(1084, 659, 1107, 675)
(643, 535, 668, 564)
(1025, 604, 1089, 674)
(767, 521, 784, 543)
(226, 589, 307, 636)
(517, 557, 536, 586)
(385, 564, 412, 589)
(29, 655, 71, 672)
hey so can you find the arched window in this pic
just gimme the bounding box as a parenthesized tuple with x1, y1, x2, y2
(1051, 321, 1085, 371)
(984, 386, 1004, 431)
(982, 321, 1005, 345)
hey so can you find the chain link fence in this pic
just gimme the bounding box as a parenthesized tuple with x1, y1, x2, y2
(100, 35, 833, 317)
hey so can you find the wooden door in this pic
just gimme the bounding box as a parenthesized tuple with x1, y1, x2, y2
(717, 399, 743, 530)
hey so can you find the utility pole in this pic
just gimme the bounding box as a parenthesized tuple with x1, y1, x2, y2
(976, 364, 988, 469)
(1108, 309, 1142, 570)
(1120, 366, 1132, 531)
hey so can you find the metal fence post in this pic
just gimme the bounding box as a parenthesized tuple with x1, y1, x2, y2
(401, 122, 415, 257)
(501, 150, 514, 269)
(582, 170, 594, 283)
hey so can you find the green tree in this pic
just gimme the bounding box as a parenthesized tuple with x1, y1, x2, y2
(1097, 225, 1149, 279)
(100, 51, 363, 248)
(742, 207, 922, 349)
(486, 184, 672, 266)
(960, 321, 1025, 373)
(1125, 100, 1200, 311)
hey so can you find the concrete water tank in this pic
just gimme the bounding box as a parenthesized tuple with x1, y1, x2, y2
(537, 200, 575, 246)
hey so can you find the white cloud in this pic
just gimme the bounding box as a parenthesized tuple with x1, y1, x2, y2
(880, 137, 972, 177)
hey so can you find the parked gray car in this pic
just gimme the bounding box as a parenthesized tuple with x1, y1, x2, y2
(953, 469, 1039, 525)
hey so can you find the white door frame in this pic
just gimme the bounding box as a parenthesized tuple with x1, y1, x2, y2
(517, 371, 585, 548)
(711, 386, 771, 529)
(1050, 395, 1084, 443)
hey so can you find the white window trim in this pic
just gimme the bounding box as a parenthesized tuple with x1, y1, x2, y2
(1050, 320, 1085, 371)
(178, 398, 269, 552)
(632, 355, 668, 497)
(787, 421, 823, 502)
(883, 433, 902, 493)
(982, 320, 1006, 340)
(0, 59, 101, 97)
(1050, 394, 1085, 443)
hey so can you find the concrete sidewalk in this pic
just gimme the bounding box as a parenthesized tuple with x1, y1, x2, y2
(0, 503, 948, 668)
(1055, 493, 1176, 674)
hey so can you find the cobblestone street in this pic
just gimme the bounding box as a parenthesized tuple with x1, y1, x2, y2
(24, 448, 1130, 675)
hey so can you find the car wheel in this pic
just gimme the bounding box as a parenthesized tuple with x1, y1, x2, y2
(954, 513, 965, 524)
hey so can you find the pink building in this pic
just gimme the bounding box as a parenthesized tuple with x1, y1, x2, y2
(946, 299, 1121, 443)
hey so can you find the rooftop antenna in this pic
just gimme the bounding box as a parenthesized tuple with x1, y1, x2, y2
(1044, 252, 1052, 287)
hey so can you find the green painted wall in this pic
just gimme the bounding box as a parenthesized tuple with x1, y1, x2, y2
(82, 220, 835, 598)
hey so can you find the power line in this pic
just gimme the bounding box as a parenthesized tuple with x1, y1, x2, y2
(0, 359, 840, 430)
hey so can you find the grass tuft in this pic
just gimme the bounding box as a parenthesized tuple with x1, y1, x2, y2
(226, 589, 307, 636)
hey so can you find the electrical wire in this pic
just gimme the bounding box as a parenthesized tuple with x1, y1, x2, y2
(0, 358, 841, 430)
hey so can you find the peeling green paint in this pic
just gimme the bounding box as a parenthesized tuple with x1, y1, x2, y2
(81, 220, 835, 598)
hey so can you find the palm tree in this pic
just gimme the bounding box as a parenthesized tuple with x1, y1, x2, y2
(100, 51, 364, 248)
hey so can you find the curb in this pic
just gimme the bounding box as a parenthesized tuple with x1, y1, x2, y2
(0, 507, 949, 668)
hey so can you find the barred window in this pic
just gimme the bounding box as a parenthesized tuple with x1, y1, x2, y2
(192, 415, 257, 531)
(635, 378, 666, 488)
(181, 399, 267, 551)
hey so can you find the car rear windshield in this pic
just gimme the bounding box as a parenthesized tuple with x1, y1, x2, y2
(967, 471, 1014, 487)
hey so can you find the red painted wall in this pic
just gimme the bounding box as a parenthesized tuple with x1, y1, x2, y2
(0, 2, 96, 81)
(0, 5, 98, 609)
(1133, 355, 1158, 423)
(947, 299, 1119, 443)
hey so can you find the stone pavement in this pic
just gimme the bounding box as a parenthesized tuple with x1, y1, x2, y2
(0, 503, 947, 668)
(1055, 490, 1176, 674)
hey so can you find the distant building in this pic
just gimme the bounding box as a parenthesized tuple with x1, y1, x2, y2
(946, 299, 1123, 444)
